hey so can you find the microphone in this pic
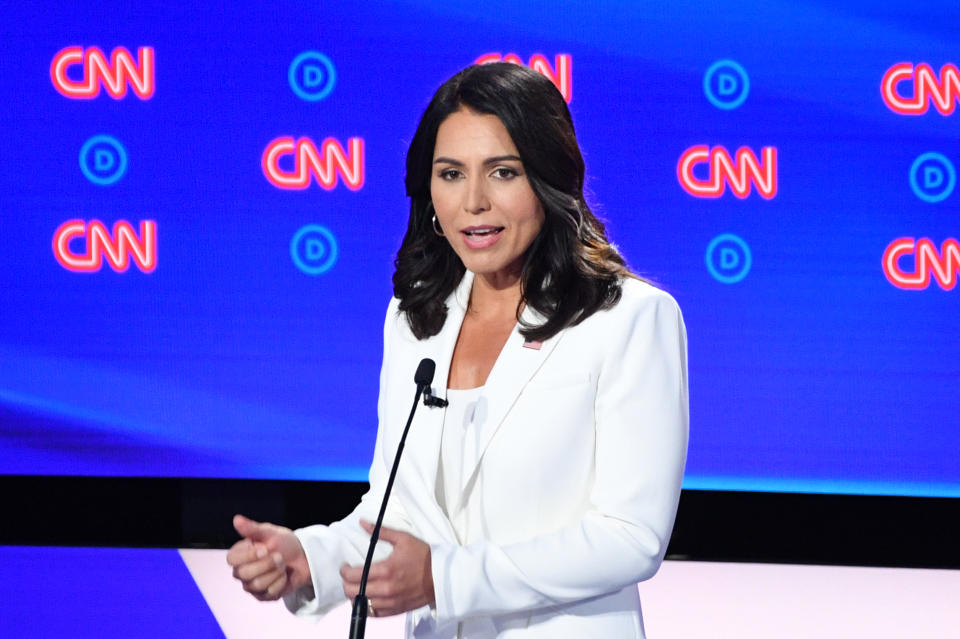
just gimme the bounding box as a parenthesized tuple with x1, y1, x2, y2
(416, 358, 447, 407)
(349, 358, 435, 639)
(414, 358, 435, 389)
(416, 359, 447, 407)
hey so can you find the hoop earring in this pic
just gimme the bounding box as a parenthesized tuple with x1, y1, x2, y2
(432, 214, 445, 237)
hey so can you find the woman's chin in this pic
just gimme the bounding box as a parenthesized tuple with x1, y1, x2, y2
(460, 260, 525, 289)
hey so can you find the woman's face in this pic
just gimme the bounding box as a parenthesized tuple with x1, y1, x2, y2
(430, 107, 545, 287)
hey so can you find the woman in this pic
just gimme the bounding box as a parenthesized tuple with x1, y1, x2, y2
(228, 62, 688, 638)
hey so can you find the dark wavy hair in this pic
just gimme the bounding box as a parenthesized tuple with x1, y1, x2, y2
(393, 62, 632, 342)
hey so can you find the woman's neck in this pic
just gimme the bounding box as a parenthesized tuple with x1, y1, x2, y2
(468, 271, 523, 321)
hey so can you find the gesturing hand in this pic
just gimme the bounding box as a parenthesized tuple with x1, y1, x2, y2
(226, 514, 311, 601)
(340, 520, 435, 617)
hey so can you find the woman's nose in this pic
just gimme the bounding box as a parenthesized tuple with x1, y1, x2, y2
(463, 177, 491, 214)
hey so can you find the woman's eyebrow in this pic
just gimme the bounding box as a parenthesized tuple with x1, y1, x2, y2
(483, 155, 522, 165)
(433, 154, 522, 166)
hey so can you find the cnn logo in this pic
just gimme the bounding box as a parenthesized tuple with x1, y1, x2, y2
(677, 145, 777, 199)
(882, 63, 960, 115)
(261, 137, 364, 190)
(53, 220, 157, 273)
(51, 46, 154, 100)
(475, 53, 572, 102)
(883, 237, 959, 290)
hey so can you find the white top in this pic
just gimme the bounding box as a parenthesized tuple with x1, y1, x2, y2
(436, 386, 486, 544)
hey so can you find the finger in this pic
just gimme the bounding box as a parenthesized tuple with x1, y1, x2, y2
(367, 560, 394, 581)
(366, 521, 407, 545)
(342, 576, 359, 600)
(225, 539, 258, 567)
(233, 514, 272, 542)
(341, 559, 394, 586)
(262, 569, 288, 600)
(340, 562, 363, 584)
(230, 543, 268, 578)
(361, 578, 399, 600)
(245, 566, 284, 595)
(368, 600, 390, 618)
(235, 552, 284, 582)
(226, 540, 270, 568)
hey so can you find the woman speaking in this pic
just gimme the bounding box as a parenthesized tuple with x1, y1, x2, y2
(228, 62, 688, 638)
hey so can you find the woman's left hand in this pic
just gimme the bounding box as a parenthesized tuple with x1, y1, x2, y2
(340, 520, 436, 617)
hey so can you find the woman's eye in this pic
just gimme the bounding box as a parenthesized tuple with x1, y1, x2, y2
(439, 169, 461, 180)
(492, 167, 518, 179)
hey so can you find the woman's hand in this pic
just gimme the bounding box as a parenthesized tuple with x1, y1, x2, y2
(340, 520, 435, 617)
(226, 514, 311, 601)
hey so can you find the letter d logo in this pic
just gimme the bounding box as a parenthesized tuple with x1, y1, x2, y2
(706, 233, 752, 283)
(703, 60, 750, 110)
(79, 135, 128, 185)
(910, 152, 955, 203)
(288, 51, 337, 101)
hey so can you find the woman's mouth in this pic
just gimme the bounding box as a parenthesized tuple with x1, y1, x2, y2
(461, 226, 504, 248)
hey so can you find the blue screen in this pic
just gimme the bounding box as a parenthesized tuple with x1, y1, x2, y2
(2, 1, 958, 496)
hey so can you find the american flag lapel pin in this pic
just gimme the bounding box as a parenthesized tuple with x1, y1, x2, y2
(523, 339, 542, 350)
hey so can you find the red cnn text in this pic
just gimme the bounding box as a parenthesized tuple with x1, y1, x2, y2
(50, 46, 155, 100)
(262, 137, 364, 190)
(883, 237, 960, 290)
(53, 220, 157, 273)
(475, 53, 572, 102)
(677, 145, 778, 199)
(881, 63, 960, 115)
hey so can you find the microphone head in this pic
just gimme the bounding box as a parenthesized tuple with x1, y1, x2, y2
(414, 358, 436, 387)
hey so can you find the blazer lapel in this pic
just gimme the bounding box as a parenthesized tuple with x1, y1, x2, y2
(429, 271, 473, 393)
(409, 272, 565, 526)
(398, 273, 472, 543)
(456, 303, 565, 499)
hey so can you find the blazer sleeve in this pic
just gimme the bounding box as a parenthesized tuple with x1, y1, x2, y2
(429, 289, 689, 625)
(284, 297, 415, 617)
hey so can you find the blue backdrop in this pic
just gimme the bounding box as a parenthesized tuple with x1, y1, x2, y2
(2, 1, 957, 496)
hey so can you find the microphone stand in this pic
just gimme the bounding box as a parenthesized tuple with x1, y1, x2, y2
(348, 359, 434, 639)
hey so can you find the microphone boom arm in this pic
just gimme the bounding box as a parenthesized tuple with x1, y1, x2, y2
(349, 359, 435, 639)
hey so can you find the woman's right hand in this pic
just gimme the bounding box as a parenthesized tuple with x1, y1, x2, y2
(226, 514, 312, 601)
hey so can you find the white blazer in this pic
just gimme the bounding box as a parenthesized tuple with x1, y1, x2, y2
(286, 272, 689, 638)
